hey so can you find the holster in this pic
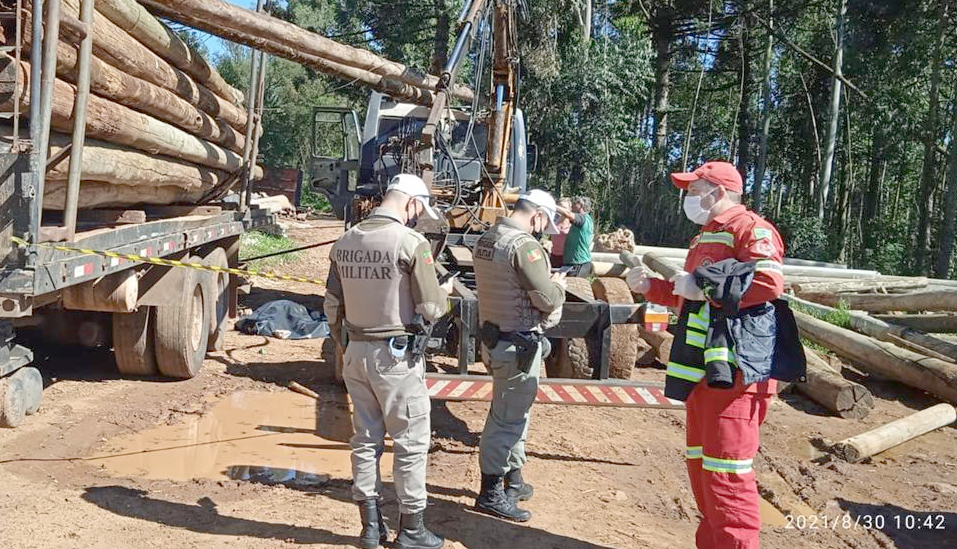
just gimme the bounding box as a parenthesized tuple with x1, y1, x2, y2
(507, 331, 542, 374)
(479, 321, 501, 348)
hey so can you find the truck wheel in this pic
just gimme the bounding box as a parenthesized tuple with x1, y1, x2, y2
(592, 277, 639, 380)
(202, 248, 229, 352)
(154, 266, 210, 379)
(113, 307, 159, 376)
(12, 367, 43, 415)
(545, 277, 594, 379)
(0, 375, 26, 428)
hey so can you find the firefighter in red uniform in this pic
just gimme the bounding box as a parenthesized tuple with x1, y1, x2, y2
(628, 161, 786, 549)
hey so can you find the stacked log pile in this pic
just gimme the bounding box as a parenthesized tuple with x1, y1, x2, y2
(594, 228, 635, 253)
(2, 0, 260, 210)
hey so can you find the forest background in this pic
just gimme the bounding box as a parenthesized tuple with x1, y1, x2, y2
(184, 0, 957, 278)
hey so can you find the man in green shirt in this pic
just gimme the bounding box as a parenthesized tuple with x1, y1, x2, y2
(556, 196, 594, 277)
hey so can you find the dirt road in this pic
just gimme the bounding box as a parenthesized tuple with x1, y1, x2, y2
(1, 217, 955, 549)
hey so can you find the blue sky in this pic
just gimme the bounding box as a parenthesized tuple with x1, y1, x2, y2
(195, 0, 257, 61)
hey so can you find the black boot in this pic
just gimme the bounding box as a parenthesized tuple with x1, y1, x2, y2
(357, 500, 389, 549)
(394, 511, 444, 549)
(475, 474, 532, 522)
(505, 468, 534, 502)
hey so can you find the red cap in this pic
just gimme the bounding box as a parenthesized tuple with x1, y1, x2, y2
(670, 161, 743, 193)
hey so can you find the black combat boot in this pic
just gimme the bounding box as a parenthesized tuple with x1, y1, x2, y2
(394, 511, 444, 549)
(504, 468, 534, 502)
(357, 500, 389, 549)
(474, 474, 532, 522)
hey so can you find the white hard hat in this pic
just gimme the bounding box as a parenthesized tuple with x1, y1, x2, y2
(520, 189, 561, 234)
(387, 174, 440, 220)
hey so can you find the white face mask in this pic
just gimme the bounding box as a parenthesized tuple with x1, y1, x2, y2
(683, 190, 716, 225)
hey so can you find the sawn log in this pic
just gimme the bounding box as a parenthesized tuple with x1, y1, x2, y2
(796, 346, 874, 419)
(793, 310, 957, 404)
(832, 403, 956, 463)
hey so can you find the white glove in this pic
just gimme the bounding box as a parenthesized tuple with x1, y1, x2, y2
(625, 268, 651, 294)
(670, 271, 705, 301)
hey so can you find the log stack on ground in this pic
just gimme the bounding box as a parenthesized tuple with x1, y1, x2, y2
(594, 228, 635, 253)
(8, 2, 265, 210)
(793, 311, 957, 404)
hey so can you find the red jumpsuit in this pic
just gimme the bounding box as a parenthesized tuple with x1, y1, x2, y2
(645, 205, 785, 549)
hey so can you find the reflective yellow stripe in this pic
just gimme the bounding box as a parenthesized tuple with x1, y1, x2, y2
(666, 362, 706, 383)
(755, 259, 784, 273)
(686, 446, 703, 460)
(688, 302, 710, 331)
(686, 331, 706, 349)
(698, 231, 735, 247)
(703, 455, 753, 474)
(704, 347, 737, 365)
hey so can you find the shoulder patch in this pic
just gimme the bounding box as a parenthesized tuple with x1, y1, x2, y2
(525, 248, 543, 263)
(421, 249, 434, 265)
(753, 227, 773, 241)
(753, 239, 776, 258)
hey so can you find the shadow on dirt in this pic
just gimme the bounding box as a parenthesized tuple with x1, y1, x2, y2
(836, 498, 957, 548)
(81, 485, 358, 546)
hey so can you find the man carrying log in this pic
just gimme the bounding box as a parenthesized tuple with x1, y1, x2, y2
(626, 161, 802, 549)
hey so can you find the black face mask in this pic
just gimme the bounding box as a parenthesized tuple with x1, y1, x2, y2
(406, 202, 419, 228)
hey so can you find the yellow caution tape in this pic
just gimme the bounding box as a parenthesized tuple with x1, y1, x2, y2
(10, 235, 325, 286)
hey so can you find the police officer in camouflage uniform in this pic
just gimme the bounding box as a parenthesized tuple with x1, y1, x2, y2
(472, 189, 567, 522)
(324, 174, 453, 549)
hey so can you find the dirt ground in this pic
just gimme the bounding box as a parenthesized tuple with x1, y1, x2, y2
(2, 216, 956, 549)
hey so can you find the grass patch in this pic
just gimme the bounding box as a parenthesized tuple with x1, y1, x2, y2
(240, 231, 301, 269)
(791, 298, 852, 329)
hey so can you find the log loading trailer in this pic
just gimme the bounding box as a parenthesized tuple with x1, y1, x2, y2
(311, 0, 655, 388)
(0, 0, 276, 427)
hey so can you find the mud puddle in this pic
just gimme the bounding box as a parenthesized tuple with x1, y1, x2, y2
(759, 497, 789, 527)
(92, 390, 392, 487)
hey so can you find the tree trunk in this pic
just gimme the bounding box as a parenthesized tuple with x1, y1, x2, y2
(94, 0, 244, 106)
(35, 132, 239, 210)
(794, 311, 957, 404)
(875, 314, 957, 333)
(818, 0, 846, 220)
(832, 404, 956, 463)
(582, 0, 592, 41)
(430, 0, 449, 75)
(914, 1, 950, 274)
(797, 346, 874, 419)
(23, 31, 245, 152)
(935, 72, 957, 278)
(53, 0, 249, 132)
(799, 289, 957, 314)
(140, 0, 473, 102)
(735, 2, 754, 183)
(752, 0, 774, 211)
(651, 7, 674, 172)
(862, 124, 884, 252)
(1, 58, 245, 172)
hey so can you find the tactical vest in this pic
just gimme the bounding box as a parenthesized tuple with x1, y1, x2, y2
(472, 223, 543, 332)
(334, 217, 414, 334)
(665, 301, 737, 401)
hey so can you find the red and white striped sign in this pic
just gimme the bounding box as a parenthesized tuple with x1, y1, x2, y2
(425, 375, 684, 409)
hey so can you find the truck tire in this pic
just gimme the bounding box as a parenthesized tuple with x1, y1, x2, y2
(12, 367, 43, 415)
(113, 307, 159, 376)
(545, 277, 594, 379)
(154, 265, 210, 379)
(0, 375, 26, 428)
(592, 277, 639, 379)
(202, 248, 229, 352)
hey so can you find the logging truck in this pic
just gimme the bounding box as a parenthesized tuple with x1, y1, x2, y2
(0, 0, 274, 427)
(311, 0, 649, 383)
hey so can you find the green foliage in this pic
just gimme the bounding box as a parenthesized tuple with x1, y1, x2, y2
(299, 185, 331, 212)
(791, 299, 852, 330)
(240, 231, 301, 269)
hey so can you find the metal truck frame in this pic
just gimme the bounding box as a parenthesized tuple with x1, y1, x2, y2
(0, 0, 274, 427)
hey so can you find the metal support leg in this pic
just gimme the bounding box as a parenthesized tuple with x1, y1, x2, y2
(63, 0, 94, 240)
(32, 0, 62, 235)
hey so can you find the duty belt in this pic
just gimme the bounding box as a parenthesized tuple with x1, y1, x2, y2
(479, 321, 542, 373)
